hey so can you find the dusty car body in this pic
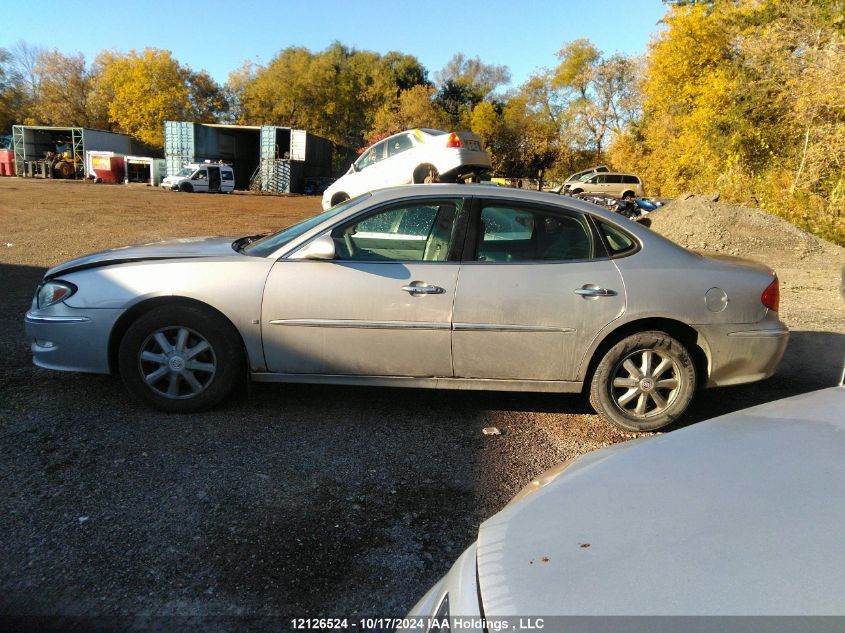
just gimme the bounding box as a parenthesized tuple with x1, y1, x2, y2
(407, 386, 845, 623)
(25, 185, 787, 430)
(321, 129, 491, 209)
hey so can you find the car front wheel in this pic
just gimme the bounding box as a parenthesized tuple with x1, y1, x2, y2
(118, 304, 244, 412)
(589, 331, 696, 432)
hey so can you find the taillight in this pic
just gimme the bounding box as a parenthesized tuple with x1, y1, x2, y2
(761, 276, 779, 311)
(446, 132, 462, 148)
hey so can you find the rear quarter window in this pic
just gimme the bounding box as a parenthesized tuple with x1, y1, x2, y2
(598, 221, 638, 256)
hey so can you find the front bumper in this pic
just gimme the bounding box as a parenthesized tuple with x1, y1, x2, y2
(25, 306, 123, 374)
(696, 320, 790, 387)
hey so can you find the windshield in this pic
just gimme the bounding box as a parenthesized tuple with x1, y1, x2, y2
(177, 167, 194, 177)
(243, 194, 371, 257)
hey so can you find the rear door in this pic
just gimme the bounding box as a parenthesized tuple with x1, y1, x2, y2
(451, 199, 625, 381)
(261, 196, 469, 377)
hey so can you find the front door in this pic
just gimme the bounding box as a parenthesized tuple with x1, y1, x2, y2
(261, 196, 468, 377)
(452, 200, 625, 381)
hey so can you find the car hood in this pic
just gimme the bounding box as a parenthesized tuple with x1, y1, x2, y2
(45, 236, 240, 279)
(476, 387, 845, 615)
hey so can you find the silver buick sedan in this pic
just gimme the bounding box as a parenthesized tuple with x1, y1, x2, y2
(24, 185, 788, 431)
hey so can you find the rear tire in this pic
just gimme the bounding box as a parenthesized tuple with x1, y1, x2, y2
(414, 164, 439, 184)
(330, 192, 349, 207)
(118, 304, 244, 413)
(571, 188, 583, 195)
(589, 331, 696, 432)
(622, 191, 635, 201)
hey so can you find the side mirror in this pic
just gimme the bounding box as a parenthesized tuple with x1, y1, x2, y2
(292, 234, 336, 260)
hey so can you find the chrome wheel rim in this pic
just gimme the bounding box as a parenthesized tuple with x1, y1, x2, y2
(138, 326, 216, 400)
(610, 349, 680, 419)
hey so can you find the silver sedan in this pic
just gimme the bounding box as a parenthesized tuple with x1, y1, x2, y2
(24, 185, 788, 431)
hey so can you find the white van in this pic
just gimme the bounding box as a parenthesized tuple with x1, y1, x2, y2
(160, 162, 235, 193)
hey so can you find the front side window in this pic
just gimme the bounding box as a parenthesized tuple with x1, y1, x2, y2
(332, 199, 463, 262)
(194, 169, 208, 181)
(476, 205, 593, 262)
(356, 142, 386, 171)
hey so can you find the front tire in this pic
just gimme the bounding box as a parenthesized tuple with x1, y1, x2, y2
(589, 331, 696, 432)
(180, 182, 194, 193)
(118, 304, 244, 413)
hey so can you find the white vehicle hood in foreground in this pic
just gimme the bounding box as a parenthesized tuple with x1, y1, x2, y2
(477, 387, 845, 615)
(45, 236, 241, 278)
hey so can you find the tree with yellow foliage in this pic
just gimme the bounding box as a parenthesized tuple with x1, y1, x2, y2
(91, 49, 193, 149)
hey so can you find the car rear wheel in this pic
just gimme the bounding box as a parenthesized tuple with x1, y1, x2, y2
(622, 190, 635, 201)
(414, 164, 439, 184)
(571, 188, 583, 195)
(330, 192, 349, 207)
(589, 331, 696, 432)
(118, 304, 244, 412)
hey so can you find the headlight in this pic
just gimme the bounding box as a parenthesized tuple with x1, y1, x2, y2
(37, 280, 77, 309)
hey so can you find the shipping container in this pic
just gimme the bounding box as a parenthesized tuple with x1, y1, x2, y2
(257, 126, 332, 193)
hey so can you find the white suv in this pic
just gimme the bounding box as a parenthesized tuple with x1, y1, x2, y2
(321, 129, 491, 209)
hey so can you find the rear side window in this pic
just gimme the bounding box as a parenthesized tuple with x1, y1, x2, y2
(606, 175, 623, 184)
(622, 175, 640, 184)
(387, 134, 413, 157)
(222, 171, 234, 181)
(598, 221, 637, 256)
(476, 205, 593, 262)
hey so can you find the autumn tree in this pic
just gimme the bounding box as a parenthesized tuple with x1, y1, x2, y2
(91, 49, 194, 148)
(552, 39, 640, 162)
(611, 0, 845, 244)
(27, 50, 105, 128)
(186, 70, 229, 123)
(0, 48, 27, 133)
(435, 53, 511, 129)
(236, 43, 428, 154)
(367, 85, 450, 143)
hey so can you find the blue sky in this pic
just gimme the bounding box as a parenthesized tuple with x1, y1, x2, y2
(6, 0, 667, 88)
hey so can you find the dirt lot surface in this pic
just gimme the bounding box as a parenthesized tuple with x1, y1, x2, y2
(0, 179, 843, 628)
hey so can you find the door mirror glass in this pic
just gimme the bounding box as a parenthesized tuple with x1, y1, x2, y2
(292, 234, 336, 260)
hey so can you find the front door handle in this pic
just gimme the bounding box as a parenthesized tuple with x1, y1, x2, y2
(402, 283, 445, 295)
(575, 284, 618, 298)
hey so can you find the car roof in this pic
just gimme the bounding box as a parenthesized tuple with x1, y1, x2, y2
(476, 386, 845, 615)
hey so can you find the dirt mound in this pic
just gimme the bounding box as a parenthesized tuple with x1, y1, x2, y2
(646, 194, 832, 261)
(646, 194, 845, 332)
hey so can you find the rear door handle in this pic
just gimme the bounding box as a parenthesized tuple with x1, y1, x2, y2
(575, 284, 618, 298)
(402, 283, 445, 295)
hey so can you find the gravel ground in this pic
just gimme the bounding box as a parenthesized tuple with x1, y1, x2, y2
(0, 179, 842, 630)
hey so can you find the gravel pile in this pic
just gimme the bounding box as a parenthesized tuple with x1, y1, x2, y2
(646, 194, 833, 261)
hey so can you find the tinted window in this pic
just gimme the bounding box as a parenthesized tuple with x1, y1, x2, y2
(477, 206, 593, 262)
(606, 175, 623, 184)
(622, 175, 640, 184)
(222, 171, 233, 181)
(387, 134, 414, 157)
(332, 199, 462, 262)
(599, 221, 637, 255)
